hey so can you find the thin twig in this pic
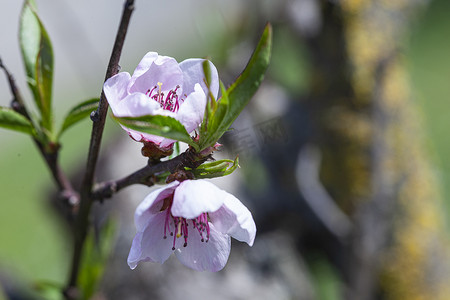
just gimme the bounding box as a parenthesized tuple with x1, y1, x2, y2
(92, 149, 209, 200)
(64, 0, 135, 298)
(0, 57, 29, 118)
(0, 58, 78, 205)
(82, 0, 135, 194)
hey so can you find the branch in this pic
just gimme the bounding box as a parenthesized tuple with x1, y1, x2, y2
(64, 0, 135, 298)
(0, 57, 28, 117)
(81, 0, 135, 195)
(0, 58, 78, 205)
(92, 149, 208, 200)
(346, 52, 398, 300)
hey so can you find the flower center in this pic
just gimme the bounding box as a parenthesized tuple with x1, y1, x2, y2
(162, 200, 210, 250)
(145, 82, 182, 112)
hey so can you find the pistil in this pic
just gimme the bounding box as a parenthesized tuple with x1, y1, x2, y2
(146, 83, 181, 112)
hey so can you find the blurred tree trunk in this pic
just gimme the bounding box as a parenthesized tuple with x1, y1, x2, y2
(304, 0, 450, 299)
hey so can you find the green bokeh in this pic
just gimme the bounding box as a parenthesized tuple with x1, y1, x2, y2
(0, 132, 69, 283)
(407, 0, 450, 218)
(0, 119, 95, 288)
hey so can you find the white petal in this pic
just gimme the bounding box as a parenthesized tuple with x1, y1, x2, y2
(141, 132, 166, 145)
(134, 181, 180, 231)
(176, 84, 206, 133)
(113, 93, 167, 117)
(128, 212, 183, 268)
(179, 58, 219, 99)
(158, 137, 176, 148)
(171, 180, 226, 219)
(123, 127, 168, 146)
(127, 126, 175, 147)
(103, 72, 131, 115)
(209, 194, 256, 246)
(127, 231, 152, 269)
(175, 223, 231, 272)
(129, 55, 183, 95)
(130, 52, 159, 80)
(112, 93, 179, 145)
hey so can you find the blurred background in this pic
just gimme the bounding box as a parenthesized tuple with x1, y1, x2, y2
(1, 0, 450, 299)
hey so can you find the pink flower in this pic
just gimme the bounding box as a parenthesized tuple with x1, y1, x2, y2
(128, 180, 256, 272)
(103, 52, 219, 149)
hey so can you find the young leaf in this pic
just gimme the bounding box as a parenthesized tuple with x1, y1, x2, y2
(58, 98, 99, 138)
(199, 23, 272, 150)
(114, 115, 199, 151)
(199, 81, 230, 149)
(78, 219, 117, 300)
(226, 23, 272, 120)
(34, 281, 64, 300)
(0, 107, 36, 136)
(19, 0, 54, 132)
(189, 156, 240, 179)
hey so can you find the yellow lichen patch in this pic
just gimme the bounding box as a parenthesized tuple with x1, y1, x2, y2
(319, 106, 372, 211)
(381, 61, 411, 111)
(339, 0, 450, 298)
(376, 59, 449, 300)
(341, 0, 366, 16)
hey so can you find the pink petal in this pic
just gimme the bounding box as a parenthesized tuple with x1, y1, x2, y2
(129, 52, 159, 81)
(134, 182, 180, 231)
(140, 132, 166, 146)
(171, 180, 226, 219)
(123, 127, 162, 144)
(209, 194, 256, 246)
(176, 84, 206, 133)
(127, 232, 151, 269)
(179, 58, 219, 99)
(113, 93, 178, 146)
(175, 223, 231, 271)
(103, 72, 131, 115)
(128, 212, 183, 269)
(113, 93, 164, 117)
(129, 54, 183, 95)
(158, 137, 176, 148)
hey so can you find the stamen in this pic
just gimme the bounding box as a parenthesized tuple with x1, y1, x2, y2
(146, 83, 183, 112)
(162, 204, 211, 250)
(147, 86, 157, 97)
(172, 217, 178, 250)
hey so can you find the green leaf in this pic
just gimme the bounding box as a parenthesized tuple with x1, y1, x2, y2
(0, 107, 36, 135)
(58, 98, 99, 138)
(19, 0, 54, 132)
(78, 218, 117, 300)
(190, 156, 240, 179)
(199, 81, 230, 149)
(114, 114, 199, 151)
(226, 23, 272, 117)
(34, 281, 64, 300)
(199, 23, 272, 150)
